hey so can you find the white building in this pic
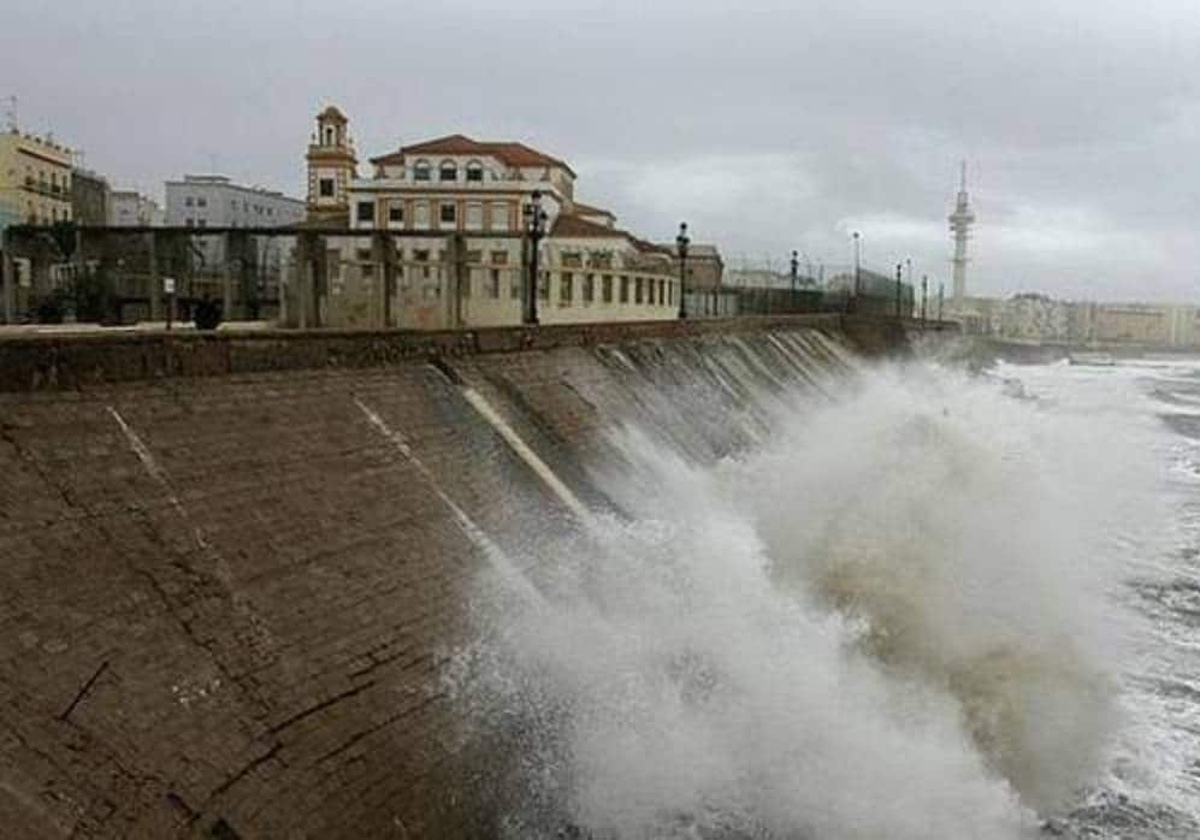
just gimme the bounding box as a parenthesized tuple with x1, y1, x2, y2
(164, 174, 305, 230)
(297, 105, 683, 330)
(109, 190, 163, 226)
(164, 175, 305, 281)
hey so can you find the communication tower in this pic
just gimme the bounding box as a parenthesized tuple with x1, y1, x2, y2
(949, 160, 975, 301)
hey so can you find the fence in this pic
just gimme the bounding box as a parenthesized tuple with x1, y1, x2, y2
(2, 225, 921, 329)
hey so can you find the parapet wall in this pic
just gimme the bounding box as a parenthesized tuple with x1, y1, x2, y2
(0, 314, 941, 394)
(0, 316, 931, 839)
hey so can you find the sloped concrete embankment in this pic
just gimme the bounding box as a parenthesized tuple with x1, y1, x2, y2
(0, 317, 903, 838)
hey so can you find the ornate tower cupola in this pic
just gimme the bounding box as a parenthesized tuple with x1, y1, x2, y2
(306, 105, 357, 221)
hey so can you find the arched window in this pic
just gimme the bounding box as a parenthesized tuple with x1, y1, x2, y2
(414, 159, 432, 182)
(439, 160, 458, 182)
(324, 126, 334, 145)
(466, 160, 484, 183)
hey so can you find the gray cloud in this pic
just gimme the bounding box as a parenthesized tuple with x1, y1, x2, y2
(7, 0, 1200, 300)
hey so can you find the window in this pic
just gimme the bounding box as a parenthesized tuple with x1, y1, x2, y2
(466, 161, 484, 182)
(319, 178, 335, 197)
(197, 219, 207, 228)
(357, 201, 375, 225)
(414, 249, 430, 262)
(415, 202, 430, 229)
(325, 127, 334, 145)
(466, 203, 483, 230)
(560, 272, 573, 305)
(185, 218, 195, 227)
(602, 274, 613, 303)
(414, 160, 431, 182)
(490, 202, 510, 231)
(489, 269, 501, 298)
(197, 197, 207, 208)
(538, 271, 550, 300)
(635, 277, 644, 304)
(388, 205, 404, 224)
(490, 250, 509, 266)
(440, 203, 457, 224)
(511, 274, 522, 299)
(439, 161, 457, 182)
(620, 275, 629, 303)
(562, 252, 583, 269)
(466, 250, 483, 264)
(583, 274, 595, 304)
(185, 197, 194, 207)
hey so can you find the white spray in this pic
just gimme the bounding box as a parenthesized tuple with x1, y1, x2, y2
(456, 357, 1162, 839)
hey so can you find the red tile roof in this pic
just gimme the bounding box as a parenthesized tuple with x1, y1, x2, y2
(571, 201, 616, 219)
(370, 134, 576, 177)
(550, 213, 624, 239)
(550, 214, 673, 257)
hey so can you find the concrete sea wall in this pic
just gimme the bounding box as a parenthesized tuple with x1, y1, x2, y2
(0, 316, 916, 838)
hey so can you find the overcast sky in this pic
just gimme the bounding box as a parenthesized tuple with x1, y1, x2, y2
(8, 0, 1200, 301)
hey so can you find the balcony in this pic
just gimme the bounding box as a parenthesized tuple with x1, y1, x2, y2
(20, 176, 71, 202)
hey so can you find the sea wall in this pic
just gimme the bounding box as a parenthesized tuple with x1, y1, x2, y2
(0, 316, 922, 838)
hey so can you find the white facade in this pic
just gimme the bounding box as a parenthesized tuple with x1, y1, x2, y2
(299, 106, 682, 330)
(109, 190, 163, 226)
(164, 175, 305, 230)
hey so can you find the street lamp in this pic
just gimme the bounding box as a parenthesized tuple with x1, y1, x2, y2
(790, 249, 799, 293)
(921, 274, 928, 326)
(522, 189, 548, 325)
(676, 221, 690, 319)
(895, 262, 903, 318)
(852, 231, 862, 304)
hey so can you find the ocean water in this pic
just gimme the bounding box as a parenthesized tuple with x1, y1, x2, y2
(453, 349, 1200, 839)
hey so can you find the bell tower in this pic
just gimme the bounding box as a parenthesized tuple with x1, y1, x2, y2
(305, 105, 357, 221)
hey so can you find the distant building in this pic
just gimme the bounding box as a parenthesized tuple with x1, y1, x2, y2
(164, 174, 305, 230)
(949, 293, 1200, 349)
(655, 242, 724, 291)
(725, 268, 790, 289)
(71, 168, 110, 227)
(109, 190, 163, 226)
(0, 128, 74, 226)
(297, 105, 682, 329)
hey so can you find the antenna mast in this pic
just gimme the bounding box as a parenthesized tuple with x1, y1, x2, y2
(949, 159, 976, 302)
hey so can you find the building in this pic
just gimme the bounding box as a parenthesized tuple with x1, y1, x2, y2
(724, 268, 791, 289)
(0, 128, 74, 226)
(948, 293, 1200, 349)
(109, 190, 163, 226)
(294, 105, 683, 329)
(164, 174, 305, 230)
(656, 241, 723, 291)
(71, 167, 110, 227)
(163, 175, 305, 314)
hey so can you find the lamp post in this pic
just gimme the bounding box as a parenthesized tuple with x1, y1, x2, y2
(921, 274, 928, 326)
(790, 250, 799, 292)
(852, 231, 862, 308)
(895, 262, 903, 318)
(676, 222, 690, 319)
(937, 282, 945, 323)
(906, 257, 913, 318)
(522, 189, 547, 325)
